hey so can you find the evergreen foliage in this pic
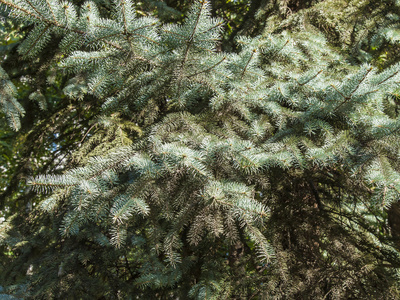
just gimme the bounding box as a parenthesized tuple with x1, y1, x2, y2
(0, 65, 24, 130)
(1, 0, 400, 298)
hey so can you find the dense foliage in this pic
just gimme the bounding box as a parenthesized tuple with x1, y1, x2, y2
(1, 0, 400, 298)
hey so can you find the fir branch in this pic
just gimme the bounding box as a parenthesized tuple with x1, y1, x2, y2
(120, 0, 128, 35)
(0, 0, 41, 20)
(215, 198, 268, 218)
(331, 84, 349, 111)
(8, 112, 17, 130)
(161, 29, 186, 38)
(273, 39, 290, 56)
(377, 70, 399, 85)
(187, 56, 226, 78)
(24, 0, 45, 19)
(295, 70, 323, 86)
(130, 22, 158, 33)
(23, 24, 51, 57)
(129, 32, 160, 45)
(349, 66, 373, 96)
(44, 0, 56, 22)
(241, 49, 256, 79)
(200, 21, 224, 35)
(0, 0, 126, 51)
(5, 96, 24, 117)
(29, 180, 76, 190)
(176, 0, 207, 90)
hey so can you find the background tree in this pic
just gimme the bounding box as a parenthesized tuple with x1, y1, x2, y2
(1, 0, 400, 299)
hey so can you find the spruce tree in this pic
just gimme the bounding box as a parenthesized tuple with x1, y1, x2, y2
(1, 0, 400, 298)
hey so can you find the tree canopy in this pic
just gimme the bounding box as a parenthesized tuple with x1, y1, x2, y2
(1, 0, 400, 298)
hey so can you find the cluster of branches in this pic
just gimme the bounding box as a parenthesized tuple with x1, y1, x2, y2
(1, 0, 400, 298)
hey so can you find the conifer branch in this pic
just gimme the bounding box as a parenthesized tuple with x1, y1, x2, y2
(120, 0, 128, 35)
(0, 0, 126, 51)
(201, 22, 224, 34)
(0, 0, 40, 20)
(349, 67, 373, 97)
(129, 33, 160, 45)
(8, 113, 17, 130)
(277, 86, 296, 106)
(24, 0, 45, 19)
(359, 89, 379, 98)
(187, 56, 226, 78)
(176, 0, 207, 90)
(24, 24, 51, 56)
(80, 123, 97, 143)
(274, 39, 289, 55)
(377, 70, 399, 85)
(214, 198, 268, 218)
(295, 70, 323, 86)
(241, 49, 256, 79)
(44, 0, 56, 22)
(29, 181, 76, 189)
(162, 29, 186, 38)
(331, 84, 350, 112)
(5, 95, 24, 116)
(2, 1, 400, 296)
(330, 84, 347, 100)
